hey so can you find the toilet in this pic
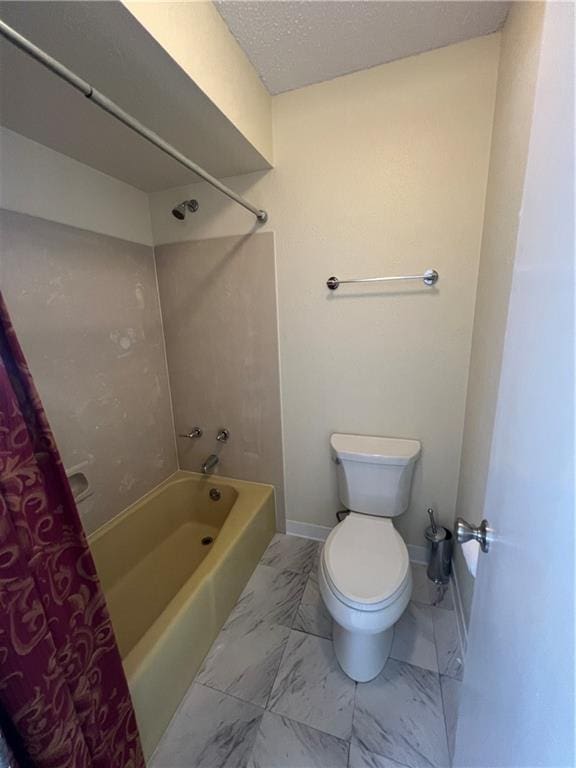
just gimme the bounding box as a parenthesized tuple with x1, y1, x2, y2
(319, 433, 421, 682)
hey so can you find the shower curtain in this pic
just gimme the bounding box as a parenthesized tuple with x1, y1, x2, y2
(0, 292, 144, 768)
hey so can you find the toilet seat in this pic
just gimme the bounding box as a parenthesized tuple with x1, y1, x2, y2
(322, 513, 410, 612)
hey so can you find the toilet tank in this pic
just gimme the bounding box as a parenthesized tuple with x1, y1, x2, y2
(330, 434, 421, 517)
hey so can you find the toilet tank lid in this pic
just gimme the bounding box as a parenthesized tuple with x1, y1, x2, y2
(330, 434, 421, 466)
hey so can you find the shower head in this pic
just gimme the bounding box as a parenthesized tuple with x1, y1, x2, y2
(171, 199, 199, 220)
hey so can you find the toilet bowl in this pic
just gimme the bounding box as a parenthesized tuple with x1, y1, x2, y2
(320, 434, 421, 682)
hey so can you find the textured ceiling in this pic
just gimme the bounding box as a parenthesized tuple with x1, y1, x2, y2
(216, 1, 510, 94)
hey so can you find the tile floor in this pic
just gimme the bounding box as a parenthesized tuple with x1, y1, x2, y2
(151, 534, 463, 768)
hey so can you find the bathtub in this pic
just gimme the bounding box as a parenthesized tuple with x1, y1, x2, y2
(88, 470, 276, 759)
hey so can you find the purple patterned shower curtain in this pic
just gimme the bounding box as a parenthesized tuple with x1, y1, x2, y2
(0, 291, 144, 768)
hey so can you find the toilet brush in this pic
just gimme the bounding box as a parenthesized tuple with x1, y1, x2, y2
(428, 507, 438, 536)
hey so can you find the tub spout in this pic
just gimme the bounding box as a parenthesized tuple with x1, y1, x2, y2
(201, 454, 219, 474)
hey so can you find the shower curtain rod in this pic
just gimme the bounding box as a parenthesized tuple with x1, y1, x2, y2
(0, 19, 269, 224)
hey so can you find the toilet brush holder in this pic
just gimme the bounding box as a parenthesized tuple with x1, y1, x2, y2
(425, 509, 453, 584)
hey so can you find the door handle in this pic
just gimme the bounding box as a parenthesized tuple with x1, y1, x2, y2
(456, 518, 490, 553)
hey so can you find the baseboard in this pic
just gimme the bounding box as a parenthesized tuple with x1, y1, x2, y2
(286, 520, 333, 542)
(451, 561, 469, 655)
(287, 524, 431, 569)
(407, 544, 428, 565)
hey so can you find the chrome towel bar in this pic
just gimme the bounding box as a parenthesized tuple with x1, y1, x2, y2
(326, 269, 439, 291)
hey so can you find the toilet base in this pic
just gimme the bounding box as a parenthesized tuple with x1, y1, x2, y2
(333, 622, 394, 682)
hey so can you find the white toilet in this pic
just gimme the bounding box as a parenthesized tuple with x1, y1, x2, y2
(319, 433, 421, 682)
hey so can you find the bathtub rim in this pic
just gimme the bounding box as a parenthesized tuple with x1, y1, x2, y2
(88, 470, 275, 679)
(89, 468, 274, 546)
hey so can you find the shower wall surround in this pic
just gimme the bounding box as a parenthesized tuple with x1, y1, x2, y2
(0, 209, 177, 534)
(155, 233, 285, 526)
(0, 134, 285, 533)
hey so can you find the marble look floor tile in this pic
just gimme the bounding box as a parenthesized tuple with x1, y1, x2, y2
(292, 569, 332, 639)
(430, 582, 454, 611)
(151, 683, 262, 768)
(411, 566, 454, 611)
(268, 630, 355, 740)
(411, 565, 433, 605)
(196, 620, 291, 707)
(247, 712, 348, 768)
(433, 608, 463, 680)
(225, 564, 307, 632)
(440, 675, 462, 763)
(260, 534, 319, 575)
(349, 739, 409, 768)
(353, 658, 450, 768)
(391, 602, 438, 673)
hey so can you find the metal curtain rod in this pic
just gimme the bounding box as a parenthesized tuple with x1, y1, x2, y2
(0, 19, 268, 224)
(326, 269, 439, 291)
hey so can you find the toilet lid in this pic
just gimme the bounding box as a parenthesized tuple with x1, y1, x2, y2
(323, 514, 409, 609)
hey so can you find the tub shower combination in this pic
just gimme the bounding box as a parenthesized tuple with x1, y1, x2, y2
(89, 472, 276, 757)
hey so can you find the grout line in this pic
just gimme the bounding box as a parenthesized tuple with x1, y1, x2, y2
(290, 573, 310, 626)
(266, 708, 351, 747)
(287, 577, 310, 628)
(438, 674, 454, 768)
(350, 740, 414, 768)
(151, 246, 179, 472)
(262, 628, 293, 712)
(195, 680, 266, 712)
(292, 624, 332, 641)
(389, 655, 441, 678)
(348, 679, 358, 767)
(431, 597, 445, 680)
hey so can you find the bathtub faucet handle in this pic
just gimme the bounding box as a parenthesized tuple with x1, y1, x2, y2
(216, 429, 230, 443)
(179, 427, 203, 439)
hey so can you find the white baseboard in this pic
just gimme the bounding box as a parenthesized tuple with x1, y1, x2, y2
(286, 520, 333, 542)
(407, 544, 428, 565)
(451, 562, 469, 655)
(287, 523, 430, 568)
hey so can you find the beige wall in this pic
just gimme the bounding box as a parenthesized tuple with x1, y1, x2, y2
(454, 2, 546, 626)
(0, 127, 153, 246)
(123, 0, 273, 164)
(150, 35, 500, 545)
(155, 233, 284, 528)
(0, 209, 177, 534)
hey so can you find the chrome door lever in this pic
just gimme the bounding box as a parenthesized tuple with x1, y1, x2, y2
(456, 518, 490, 553)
